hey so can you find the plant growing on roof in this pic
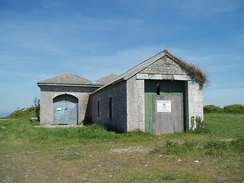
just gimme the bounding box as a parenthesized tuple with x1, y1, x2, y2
(165, 50, 208, 89)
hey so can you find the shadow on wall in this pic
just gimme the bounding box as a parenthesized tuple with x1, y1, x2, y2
(84, 97, 92, 125)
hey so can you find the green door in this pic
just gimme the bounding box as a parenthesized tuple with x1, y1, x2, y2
(145, 80, 186, 134)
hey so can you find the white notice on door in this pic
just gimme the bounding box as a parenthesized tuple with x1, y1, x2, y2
(56, 108, 63, 112)
(157, 100, 171, 112)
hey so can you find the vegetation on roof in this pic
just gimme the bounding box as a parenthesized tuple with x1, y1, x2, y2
(180, 61, 208, 89)
(165, 50, 208, 89)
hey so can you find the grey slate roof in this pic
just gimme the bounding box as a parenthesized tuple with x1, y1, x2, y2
(37, 72, 93, 85)
(95, 73, 119, 85)
(37, 50, 207, 91)
(92, 49, 207, 94)
(120, 50, 168, 80)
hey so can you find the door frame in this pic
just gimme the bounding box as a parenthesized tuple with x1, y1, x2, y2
(144, 80, 187, 133)
(53, 94, 78, 125)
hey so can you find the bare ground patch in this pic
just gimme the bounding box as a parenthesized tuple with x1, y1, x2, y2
(110, 146, 152, 154)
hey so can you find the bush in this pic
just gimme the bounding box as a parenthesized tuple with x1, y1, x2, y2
(33, 97, 40, 121)
(223, 104, 244, 114)
(7, 107, 36, 118)
(204, 105, 223, 113)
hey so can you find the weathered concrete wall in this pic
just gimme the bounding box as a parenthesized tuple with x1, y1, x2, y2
(126, 76, 145, 131)
(123, 55, 203, 133)
(187, 81, 204, 129)
(39, 86, 97, 125)
(90, 81, 127, 132)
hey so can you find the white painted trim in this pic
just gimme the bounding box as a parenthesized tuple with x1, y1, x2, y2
(173, 75, 191, 81)
(136, 74, 191, 81)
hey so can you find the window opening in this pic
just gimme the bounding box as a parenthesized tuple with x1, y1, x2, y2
(109, 97, 112, 119)
(97, 100, 100, 117)
(156, 82, 160, 95)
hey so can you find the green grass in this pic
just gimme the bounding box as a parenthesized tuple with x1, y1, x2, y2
(0, 113, 243, 183)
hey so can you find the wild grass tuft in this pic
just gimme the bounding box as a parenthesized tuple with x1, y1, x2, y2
(229, 137, 244, 152)
(204, 140, 228, 156)
(0, 122, 156, 144)
(160, 174, 176, 181)
(150, 137, 243, 158)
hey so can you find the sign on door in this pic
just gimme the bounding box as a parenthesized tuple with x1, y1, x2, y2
(157, 100, 171, 112)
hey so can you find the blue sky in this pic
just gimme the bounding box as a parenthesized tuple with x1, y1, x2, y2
(0, 0, 244, 114)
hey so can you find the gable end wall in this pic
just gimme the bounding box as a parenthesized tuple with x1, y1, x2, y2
(39, 86, 96, 125)
(138, 55, 203, 131)
(140, 56, 186, 75)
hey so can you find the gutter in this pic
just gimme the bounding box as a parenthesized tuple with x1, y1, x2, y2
(37, 83, 103, 88)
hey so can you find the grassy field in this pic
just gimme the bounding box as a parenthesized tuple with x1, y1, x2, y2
(0, 114, 243, 183)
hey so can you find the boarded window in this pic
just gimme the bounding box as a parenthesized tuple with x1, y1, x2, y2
(109, 97, 112, 119)
(97, 100, 100, 117)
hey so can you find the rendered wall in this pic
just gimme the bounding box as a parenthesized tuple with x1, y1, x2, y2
(39, 86, 97, 125)
(90, 81, 127, 132)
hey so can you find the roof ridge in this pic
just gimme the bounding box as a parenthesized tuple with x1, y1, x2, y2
(120, 50, 167, 78)
(91, 49, 207, 93)
(122, 50, 168, 80)
(91, 50, 168, 94)
(38, 72, 92, 85)
(95, 73, 119, 85)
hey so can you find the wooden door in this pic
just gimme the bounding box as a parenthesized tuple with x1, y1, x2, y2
(145, 80, 186, 133)
(153, 95, 183, 134)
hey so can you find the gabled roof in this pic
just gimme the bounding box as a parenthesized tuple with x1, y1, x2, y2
(37, 72, 94, 86)
(92, 50, 207, 93)
(120, 50, 168, 80)
(95, 73, 119, 85)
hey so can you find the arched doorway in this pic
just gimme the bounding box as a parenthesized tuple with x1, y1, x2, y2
(53, 94, 78, 124)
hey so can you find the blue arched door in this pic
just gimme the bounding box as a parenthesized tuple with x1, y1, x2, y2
(53, 94, 78, 124)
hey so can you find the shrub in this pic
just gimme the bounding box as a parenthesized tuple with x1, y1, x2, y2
(190, 116, 204, 130)
(33, 97, 40, 121)
(223, 104, 244, 114)
(196, 116, 204, 130)
(163, 141, 179, 154)
(7, 107, 36, 118)
(204, 105, 223, 113)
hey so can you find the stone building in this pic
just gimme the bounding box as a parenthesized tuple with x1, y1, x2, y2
(37, 50, 207, 134)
